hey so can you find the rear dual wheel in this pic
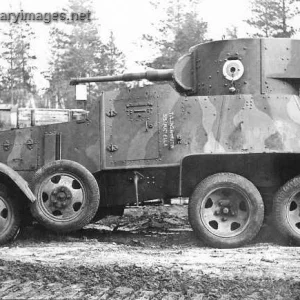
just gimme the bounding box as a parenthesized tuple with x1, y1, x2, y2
(189, 173, 264, 248)
(273, 176, 300, 245)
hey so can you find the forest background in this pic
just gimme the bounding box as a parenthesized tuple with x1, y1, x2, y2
(0, 0, 299, 109)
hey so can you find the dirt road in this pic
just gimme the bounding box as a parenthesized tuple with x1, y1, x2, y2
(0, 206, 300, 299)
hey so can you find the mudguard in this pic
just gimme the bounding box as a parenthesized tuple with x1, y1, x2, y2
(0, 162, 35, 202)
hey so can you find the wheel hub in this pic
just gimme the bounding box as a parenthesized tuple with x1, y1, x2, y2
(215, 200, 236, 220)
(50, 187, 72, 209)
(200, 187, 251, 238)
(222, 207, 229, 214)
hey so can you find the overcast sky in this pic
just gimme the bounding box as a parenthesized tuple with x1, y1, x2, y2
(1, 0, 253, 57)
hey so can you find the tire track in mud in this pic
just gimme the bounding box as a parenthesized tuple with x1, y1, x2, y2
(0, 206, 300, 299)
(0, 258, 300, 300)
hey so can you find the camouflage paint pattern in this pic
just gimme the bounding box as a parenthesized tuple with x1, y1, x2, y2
(103, 86, 300, 168)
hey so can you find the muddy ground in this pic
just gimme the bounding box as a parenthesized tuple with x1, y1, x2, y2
(0, 204, 300, 299)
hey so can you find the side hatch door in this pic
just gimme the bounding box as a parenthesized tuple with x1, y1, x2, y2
(104, 87, 159, 167)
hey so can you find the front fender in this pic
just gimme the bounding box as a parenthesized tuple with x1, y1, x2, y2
(0, 163, 35, 202)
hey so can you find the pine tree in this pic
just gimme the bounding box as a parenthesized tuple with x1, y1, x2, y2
(225, 26, 238, 39)
(143, 0, 207, 69)
(0, 22, 37, 105)
(44, 27, 72, 108)
(246, 0, 300, 37)
(102, 32, 125, 76)
(45, 0, 125, 108)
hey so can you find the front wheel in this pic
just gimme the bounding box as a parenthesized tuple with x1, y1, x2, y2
(188, 173, 264, 248)
(31, 160, 100, 232)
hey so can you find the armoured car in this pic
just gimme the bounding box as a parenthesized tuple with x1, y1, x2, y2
(1, 38, 300, 248)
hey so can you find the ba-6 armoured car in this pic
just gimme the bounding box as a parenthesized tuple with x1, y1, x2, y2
(1, 38, 300, 248)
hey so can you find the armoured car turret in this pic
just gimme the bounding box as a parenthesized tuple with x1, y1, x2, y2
(1, 38, 300, 248)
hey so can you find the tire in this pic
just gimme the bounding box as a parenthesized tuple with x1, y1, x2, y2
(188, 173, 264, 248)
(273, 176, 300, 245)
(30, 160, 100, 232)
(0, 184, 20, 245)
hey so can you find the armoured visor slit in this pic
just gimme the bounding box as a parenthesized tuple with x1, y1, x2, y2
(55, 133, 61, 160)
(100, 92, 106, 170)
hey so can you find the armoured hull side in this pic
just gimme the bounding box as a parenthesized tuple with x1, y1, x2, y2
(102, 84, 300, 169)
(0, 99, 102, 182)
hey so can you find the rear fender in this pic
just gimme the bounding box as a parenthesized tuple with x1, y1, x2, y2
(0, 163, 35, 202)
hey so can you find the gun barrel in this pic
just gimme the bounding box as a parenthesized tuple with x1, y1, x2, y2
(70, 69, 173, 85)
